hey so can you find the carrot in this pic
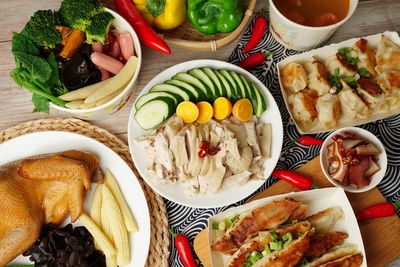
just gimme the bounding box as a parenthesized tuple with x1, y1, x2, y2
(55, 26, 73, 46)
(196, 101, 213, 124)
(232, 98, 253, 121)
(59, 29, 85, 58)
(213, 97, 232, 120)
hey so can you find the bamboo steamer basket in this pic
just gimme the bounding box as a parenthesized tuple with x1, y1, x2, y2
(102, 0, 257, 51)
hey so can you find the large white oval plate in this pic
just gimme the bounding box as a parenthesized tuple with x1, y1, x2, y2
(1, 131, 150, 267)
(128, 59, 283, 208)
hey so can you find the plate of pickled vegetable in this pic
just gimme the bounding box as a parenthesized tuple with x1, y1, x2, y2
(128, 59, 283, 208)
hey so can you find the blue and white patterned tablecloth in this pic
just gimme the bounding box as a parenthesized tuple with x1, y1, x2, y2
(167, 16, 400, 266)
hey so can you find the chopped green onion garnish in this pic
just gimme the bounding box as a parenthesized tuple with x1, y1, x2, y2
(291, 219, 298, 224)
(212, 223, 219, 230)
(250, 251, 263, 264)
(343, 76, 357, 89)
(242, 262, 252, 267)
(269, 240, 283, 251)
(245, 252, 252, 261)
(225, 218, 232, 228)
(231, 214, 240, 222)
(338, 47, 358, 65)
(357, 68, 371, 78)
(269, 231, 278, 241)
(263, 245, 271, 255)
(283, 232, 293, 247)
(339, 240, 345, 246)
(300, 257, 308, 265)
(329, 68, 343, 94)
(297, 232, 304, 238)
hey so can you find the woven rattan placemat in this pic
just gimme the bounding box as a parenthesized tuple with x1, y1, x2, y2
(0, 117, 170, 267)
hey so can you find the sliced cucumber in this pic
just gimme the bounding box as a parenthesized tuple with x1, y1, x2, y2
(214, 70, 232, 98)
(135, 91, 177, 110)
(188, 68, 218, 98)
(173, 72, 212, 99)
(229, 70, 248, 99)
(238, 74, 258, 113)
(251, 82, 267, 117)
(165, 79, 202, 101)
(134, 97, 175, 130)
(219, 69, 238, 101)
(150, 83, 192, 102)
(202, 67, 226, 97)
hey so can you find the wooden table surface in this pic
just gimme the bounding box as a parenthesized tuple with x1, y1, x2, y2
(0, 0, 399, 141)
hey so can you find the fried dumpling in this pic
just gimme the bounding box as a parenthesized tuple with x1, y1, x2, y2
(375, 36, 400, 74)
(288, 91, 318, 131)
(353, 38, 377, 76)
(338, 81, 370, 120)
(356, 77, 387, 110)
(377, 71, 400, 92)
(316, 93, 341, 130)
(281, 62, 308, 93)
(305, 56, 332, 96)
(305, 243, 359, 267)
(326, 52, 357, 77)
(307, 206, 344, 233)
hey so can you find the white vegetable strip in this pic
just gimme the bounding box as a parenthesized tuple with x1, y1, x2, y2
(95, 86, 125, 107)
(104, 168, 138, 232)
(119, 32, 134, 60)
(84, 56, 138, 104)
(91, 51, 124, 75)
(78, 213, 116, 258)
(58, 78, 112, 101)
(65, 100, 84, 109)
(102, 185, 130, 266)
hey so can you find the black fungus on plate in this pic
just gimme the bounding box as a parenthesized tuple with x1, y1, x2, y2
(23, 224, 106, 267)
(58, 43, 101, 90)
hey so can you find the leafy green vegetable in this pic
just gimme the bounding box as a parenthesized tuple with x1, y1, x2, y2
(20, 10, 62, 48)
(357, 67, 371, 78)
(343, 76, 357, 89)
(11, 32, 40, 56)
(338, 47, 358, 66)
(46, 53, 68, 96)
(13, 52, 52, 83)
(10, 33, 66, 113)
(32, 93, 50, 113)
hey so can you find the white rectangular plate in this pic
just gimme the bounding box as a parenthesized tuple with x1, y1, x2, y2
(208, 188, 366, 267)
(277, 31, 400, 134)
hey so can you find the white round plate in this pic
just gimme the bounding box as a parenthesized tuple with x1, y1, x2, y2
(128, 59, 283, 208)
(2, 131, 150, 267)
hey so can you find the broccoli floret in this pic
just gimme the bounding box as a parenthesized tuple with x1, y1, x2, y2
(85, 12, 115, 44)
(20, 10, 62, 49)
(59, 0, 104, 30)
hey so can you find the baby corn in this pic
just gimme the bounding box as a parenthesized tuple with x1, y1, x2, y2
(78, 213, 116, 258)
(90, 184, 103, 227)
(104, 168, 138, 232)
(102, 185, 130, 266)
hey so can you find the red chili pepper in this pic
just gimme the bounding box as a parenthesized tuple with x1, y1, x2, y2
(198, 149, 207, 158)
(272, 170, 318, 191)
(169, 229, 197, 267)
(242, 16, 268, 53)
(199, 141, 209, 150)
(114, 0, 171, 55)
(238, 52, 273, 69)
(296, 136, 324, 146)
(356, 202, 400, 222)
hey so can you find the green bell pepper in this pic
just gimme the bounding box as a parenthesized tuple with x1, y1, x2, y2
(188, 0, 244, 35)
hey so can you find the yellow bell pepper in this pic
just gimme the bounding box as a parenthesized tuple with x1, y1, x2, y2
(133, 0, 186, 30)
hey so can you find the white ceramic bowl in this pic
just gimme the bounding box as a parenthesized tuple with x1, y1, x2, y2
(127, 59, 283, 208)
(320, 127, 387, 193)
(269, 0, 358, 51)
(51, 8, 142, 121)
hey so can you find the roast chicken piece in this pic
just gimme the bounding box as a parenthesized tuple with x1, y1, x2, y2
(0, 150, 99, 267)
